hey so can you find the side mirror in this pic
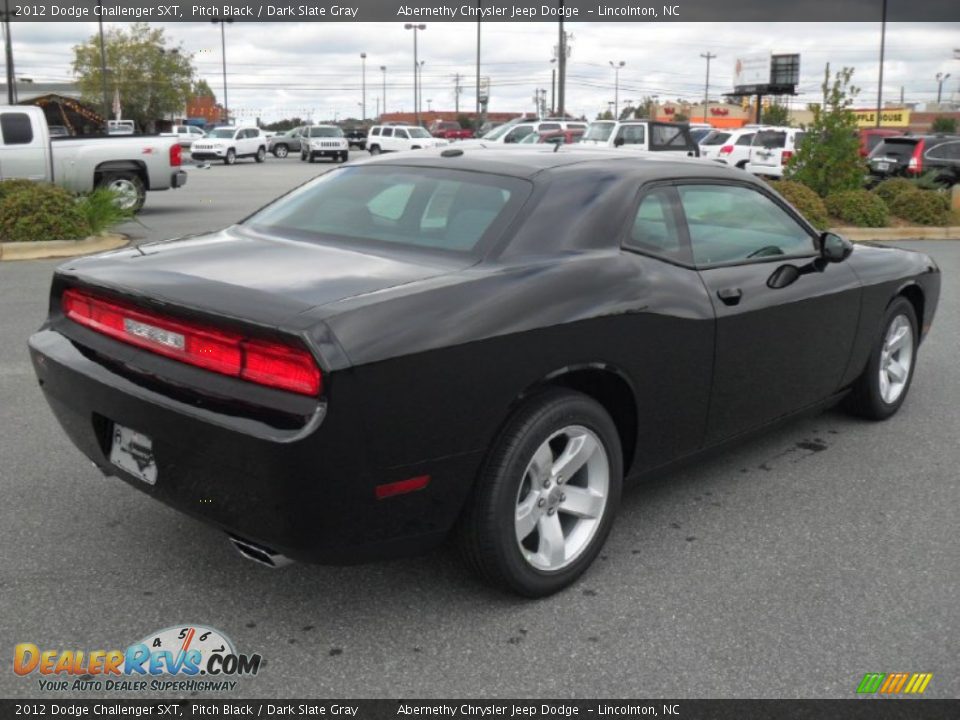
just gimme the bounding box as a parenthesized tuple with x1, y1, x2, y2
(613, 137, 625, 148)
(818, 232, 854, 263)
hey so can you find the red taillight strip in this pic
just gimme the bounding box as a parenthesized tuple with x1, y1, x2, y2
(62, 289, 321, 397)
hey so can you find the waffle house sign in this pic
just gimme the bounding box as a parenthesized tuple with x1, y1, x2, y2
(853, 108, 911, 128)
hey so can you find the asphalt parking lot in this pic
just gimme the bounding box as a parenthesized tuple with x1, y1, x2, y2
(0, 155, 957, 699)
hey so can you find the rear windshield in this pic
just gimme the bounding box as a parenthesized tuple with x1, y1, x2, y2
(308, 127, 343, 138)
(870, 138, 920, 159)
(584, 122, 615, 142)
(244, 166, 530, 255)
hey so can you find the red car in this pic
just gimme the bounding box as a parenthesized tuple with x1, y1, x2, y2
(429, 121, 474, 140)
(536, 129, 585, 145)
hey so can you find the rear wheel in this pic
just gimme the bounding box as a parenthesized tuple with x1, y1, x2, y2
(844, 297, 918, 420)
(98, 172, 145, 213)
(224, 148, 236, 165)
(255, 146, 266, 163)
(273, 144, 288, 158)
(369, 145, 381, 155)
(459, 389, 622, 597)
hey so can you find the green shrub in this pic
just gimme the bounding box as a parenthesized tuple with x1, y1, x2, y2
(77, 188, 135, 234)
(0, 183, 89, 242)
(0, 178, 40, 202)
(889, 189, 950, 226)
(770, 180, 830, 229)
(825, 189, 889, 227)
(872, 177, 914, 207)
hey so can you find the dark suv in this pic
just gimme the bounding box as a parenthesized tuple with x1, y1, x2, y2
(868, 134, 960, 187)
(344, 129, 367, 151)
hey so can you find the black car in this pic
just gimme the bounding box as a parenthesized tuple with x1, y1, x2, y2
(344, 128, 368, 150)
(868, 134, 960, 186)
(29, 149, 940, 597)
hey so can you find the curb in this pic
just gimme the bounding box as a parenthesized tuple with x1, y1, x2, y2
(832, 226, 960, 241)
(0, 233, 128, 262)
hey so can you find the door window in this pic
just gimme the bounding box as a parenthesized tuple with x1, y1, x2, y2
(504, 126, 534, 143)
(616, 125, 645, 145)
(735, 133, 755, 146)
(381, 128, 394, 137)
(625, 187, 687, 262)
(395, 129, 409, 139)
(677, 184, 814, 266)
(0, 113, 33, 145)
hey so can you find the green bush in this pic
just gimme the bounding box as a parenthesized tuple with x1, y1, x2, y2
(825, 190, 889, 227)
(77, 188, 135, 234)
(770, 180, 830, 229)
(0, 183, 89, 242)
(0, 178, 40, 202)
(872, 177, 914, 207)
(889, 189, 950, 226)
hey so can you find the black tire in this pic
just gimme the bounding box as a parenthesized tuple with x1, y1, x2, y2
(338, 152, 347, 163)
(255, 146, 266, 163)
(844, 296, 919, 421)
(308, 153, 315, 163)
(369, 145, 381, 155)
(300, 151, 307, 162)
(273, 144, 288, 158)
(224, 148, 236, 165)
(459, 389, 622, 597)
(98, 172, 146, 213)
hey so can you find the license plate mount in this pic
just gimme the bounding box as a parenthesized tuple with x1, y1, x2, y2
(109, 424, 157, 485)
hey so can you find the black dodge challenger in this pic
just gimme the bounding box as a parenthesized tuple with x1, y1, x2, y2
(29, 148, 940, 596)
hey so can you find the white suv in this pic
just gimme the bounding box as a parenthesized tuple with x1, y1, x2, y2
(299, 125, 350, 163)
(744, 127, 807, 178)
(190, 126, 267, 165)
(700, 127, 758, 168)
(367, 126, 448, 154)
(579, 120, 699, 157)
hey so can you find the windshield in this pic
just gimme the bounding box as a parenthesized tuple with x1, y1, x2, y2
(208, 128, 236, 139)
(245, 166, 530, 254)
(584, 122, 615, 142)
(481, 124, 514, 141)
(308, 127, 343, 138)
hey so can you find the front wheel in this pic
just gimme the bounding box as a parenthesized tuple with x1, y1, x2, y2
(273, 144, 288, 158)
(98, 172, 146, 213)
(368, 145, 381, 155)
(224, 148, 236, 165)
(459, 389, 622, 597)
(255, 146, 266, 163)
(844, 297, 918, 420)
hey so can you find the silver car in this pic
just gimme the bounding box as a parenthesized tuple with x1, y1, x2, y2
(268, 127, 305, 158)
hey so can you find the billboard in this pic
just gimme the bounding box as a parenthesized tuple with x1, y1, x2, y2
(734, 54, 772, 91)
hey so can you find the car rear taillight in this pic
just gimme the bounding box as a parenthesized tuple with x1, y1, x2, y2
(719, 145, 734, 155)
(169, 143, 182, 167)
(61, 289, 321, 396)
(907, 140, 924, 174)
(781, 150, 794, 165)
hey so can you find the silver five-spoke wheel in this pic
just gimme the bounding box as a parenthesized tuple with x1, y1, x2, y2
(515, 425, 609, 572)
(879, 314, 913, 405)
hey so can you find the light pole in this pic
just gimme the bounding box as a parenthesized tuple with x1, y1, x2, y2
(936, 72, 951, 105)
(3, 0, 16, 105)
(609, 60, 625, 118)
(418, 60, 425, 119)
(877, 0, 887, 128)
(427, 98, 433, 112)
(380, 65, 387, 120)
(475, 3, 481, 123)
(210, 18, 234, 123)
(404, 23, 426, 126)
(700, 52, 716, 123)
(550, 58, 556, 115)
(360, 52, 367, 121)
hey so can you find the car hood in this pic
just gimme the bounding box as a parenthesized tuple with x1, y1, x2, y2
(56, 227, 472, 332)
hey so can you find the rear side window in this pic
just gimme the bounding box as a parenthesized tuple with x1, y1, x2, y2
(1, 113, 33, 145)
(626, 187, 688, 262)
(650, 124, 691, 150)
(926, 139, 960, 161)
(381, 128, 394, 137)
(538, 123, 560, 132)
(702, 132, 731, 146)
(245, 166, 530, 254)
(735, 133, 755, 146)
(370, 127, 381, 136)
(616, 125, 645, 145)
(870, 139, 919, 160)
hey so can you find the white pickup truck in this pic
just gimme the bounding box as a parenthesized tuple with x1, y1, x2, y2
(0, 106, 187, 212)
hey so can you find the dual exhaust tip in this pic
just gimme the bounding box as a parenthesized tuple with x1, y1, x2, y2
(228, 535, 293, 569)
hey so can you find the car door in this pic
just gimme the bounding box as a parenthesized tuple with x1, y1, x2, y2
(613, 124, 646, 150)
(674, 181, 861, 443)
(0, 111, 47, 180)
(393, 128, 410, 150)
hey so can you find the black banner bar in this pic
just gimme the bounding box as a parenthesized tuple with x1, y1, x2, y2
(5, 0, 960, 22)
(1, 700, 959, 720)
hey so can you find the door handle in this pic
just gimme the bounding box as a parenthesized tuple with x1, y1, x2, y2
(717, 287, 742, 306)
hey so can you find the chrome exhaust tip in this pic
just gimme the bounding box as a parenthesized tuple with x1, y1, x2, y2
(228, 535, 293, 569)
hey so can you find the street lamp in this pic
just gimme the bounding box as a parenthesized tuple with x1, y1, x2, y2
(609, 60, 625, 119)
(418, 61, 425, 119)
(404, 23, 426, 126)
(380, 65, 387, 121)
(210, 18, 234, 124)
(427, 98, 433, 112)
(360, 52, 367, 121)
(936, 72, 951, 105)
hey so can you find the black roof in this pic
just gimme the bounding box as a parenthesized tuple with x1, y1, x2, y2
(351, 146, 741, 182)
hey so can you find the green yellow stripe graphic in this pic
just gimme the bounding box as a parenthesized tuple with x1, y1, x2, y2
(857, 672, 932, 695)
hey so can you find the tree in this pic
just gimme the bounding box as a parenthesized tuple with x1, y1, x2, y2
(263, 117, 306, 132)
(597, 110, 614, 120)
(192, 79, 216, 101)
(931, 116, 957, 133)
(73, 23, 194, 133)
(674, 112, 689, 122)
(763, 102, 791, 126)
(785, 65, 865, 197)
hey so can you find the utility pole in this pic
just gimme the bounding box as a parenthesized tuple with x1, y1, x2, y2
(404, 23, 426, 126)
(360, 52, 367, 121)
(211, 18, 234, 124)
(876, 0, 887, 127)
(3, 0, 16, 105)
(454, 73, 462, 114)
(936, 72, 951, 105)
(475, 2, 481, 125)
(700, 52, 716, 123)
(609, 60, 625, 118)
(380, 65, 387, 120)
(557, 5, 566, 117)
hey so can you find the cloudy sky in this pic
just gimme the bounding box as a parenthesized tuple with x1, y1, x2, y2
(4, 21, 959, 122)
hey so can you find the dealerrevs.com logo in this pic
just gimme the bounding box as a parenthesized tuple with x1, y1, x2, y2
(14, 625, 262, 693)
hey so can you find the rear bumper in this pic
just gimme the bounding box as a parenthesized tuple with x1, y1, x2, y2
(171, 170, 188, 188)
(27, 326, 479, 565)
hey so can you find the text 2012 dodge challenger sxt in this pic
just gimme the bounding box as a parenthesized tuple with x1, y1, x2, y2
(29, 149, 940, 596)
